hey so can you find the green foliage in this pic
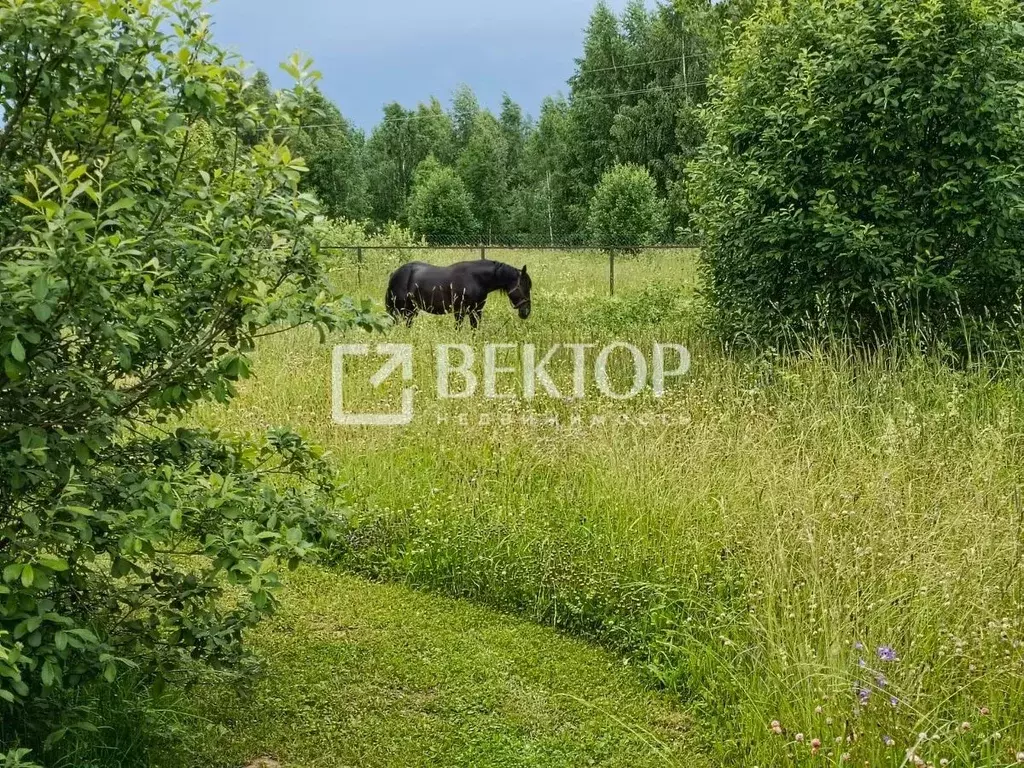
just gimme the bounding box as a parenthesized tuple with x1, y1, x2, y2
(498, 94, 529, 188)
(266, 2, 720, 246)
(457, 113, 509, 243)
(0, 749, 41, 768)
(556, 0, 714, 239)
(313, 217, 420, 251)
(237, 70, 274, 148)
(407, 159, 478, 244)
(517, 97, 575, 245)
(588, 164, 667, 248)
(312, 216, 421, 268)
(291, 89, 368, 220)
(450, 85, 481, 151)
(365, 99, 456, 224)
(691, 0, 1024, 346)
(563, 2, 628, 232)
(0, 0, 378, 753)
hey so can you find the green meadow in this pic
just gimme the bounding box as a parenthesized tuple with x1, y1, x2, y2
(189, 248, 1024, 767)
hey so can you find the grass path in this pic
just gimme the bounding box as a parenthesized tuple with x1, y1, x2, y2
(176, 568, 705, 768)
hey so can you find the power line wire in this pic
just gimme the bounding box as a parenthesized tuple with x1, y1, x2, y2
(572, 51, 713, 77)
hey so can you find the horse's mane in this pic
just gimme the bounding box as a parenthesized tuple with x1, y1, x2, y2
(493, 262, 521, 292)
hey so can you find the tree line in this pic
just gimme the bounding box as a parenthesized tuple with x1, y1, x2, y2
(247, 0, 754, 246)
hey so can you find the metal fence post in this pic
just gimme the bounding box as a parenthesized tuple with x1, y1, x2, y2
(356, 246, 363, 287)
(480, 244, 486, 260)
(609, 249, 615, 296)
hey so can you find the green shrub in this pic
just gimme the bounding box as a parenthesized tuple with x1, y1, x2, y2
(690, 0, 1024, 347)
(407, 156, 479, 244)
(0, 0, 378, 754)
(587, 163, 668, 249)
(312, 216, 421, 267)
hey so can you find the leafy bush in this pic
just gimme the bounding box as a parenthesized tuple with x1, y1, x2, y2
(0, 0, 377, 752)
(587, 163, 668, 249)
(312, 217, 421, 267)
(407, 156, 479, 244)
(690, 0, 1024, 346)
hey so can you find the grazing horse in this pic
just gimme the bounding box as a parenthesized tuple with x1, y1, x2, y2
(385, 260, 532, 329)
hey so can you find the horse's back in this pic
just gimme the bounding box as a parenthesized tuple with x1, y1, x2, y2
(387, 260, 491, 315)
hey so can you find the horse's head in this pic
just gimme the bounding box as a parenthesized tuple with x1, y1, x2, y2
(508, 265, 532, 319)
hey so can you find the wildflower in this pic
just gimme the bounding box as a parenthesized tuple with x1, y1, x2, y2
(980, 707, 990, 716)
(854, 641, 864, 651)
(878, 645, 899, 662)
(1015, 751, 1024, 763)
(940, 760, 949, 767)
(858, 658, 867, 668)
(795, 733, 805, 743)
(961, 722, 971, 731)
(811, 738, 822, 750)
(841, 752, 851, 762)
(889, 696, 899, 708)
(770, 720, 783, 735)
(857, 687, 871, 705)
(875, 673, 888, 688)
(882, 735, 895, 747)
(826, 717, 834, 725)
(815, 706, 823, 715)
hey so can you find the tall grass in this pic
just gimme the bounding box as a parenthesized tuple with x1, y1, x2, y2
(198, 248, 1024, 767)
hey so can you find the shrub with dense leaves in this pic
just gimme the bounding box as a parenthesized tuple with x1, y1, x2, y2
(690, 0, 1024, 346)
(312, 216, 422, 269)
(587, 163, 667, 249)
(0, 0, 379, 755)
(406, 155, 479, 244)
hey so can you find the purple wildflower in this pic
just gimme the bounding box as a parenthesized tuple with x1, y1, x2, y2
(875, 673, 888, 688)
(858, 658, 867, 668)
(889, 695, 899, 708)
(882, 735, 895, 747)
(853, 641, 864, 651)
(877, 645, 898, 662)
(857, 687, 871, 705)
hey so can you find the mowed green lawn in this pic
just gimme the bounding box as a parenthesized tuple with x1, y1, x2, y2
(194, 248, 1024, 767)
(169, 569, 701, 768)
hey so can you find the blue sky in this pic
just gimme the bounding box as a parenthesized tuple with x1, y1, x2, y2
(206, 0, 642, 131)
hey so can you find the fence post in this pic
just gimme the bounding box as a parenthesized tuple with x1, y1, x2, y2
(480, 244, 486, 260)
(609, 249, 616, 296)
(356, 246, 363, 287)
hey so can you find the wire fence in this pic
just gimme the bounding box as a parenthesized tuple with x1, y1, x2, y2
(320, 243, 697, 297)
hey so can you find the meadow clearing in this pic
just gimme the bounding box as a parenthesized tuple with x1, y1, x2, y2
(194, 247, 1024, 767)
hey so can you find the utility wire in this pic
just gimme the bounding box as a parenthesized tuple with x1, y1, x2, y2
(573, 51, 714, 77)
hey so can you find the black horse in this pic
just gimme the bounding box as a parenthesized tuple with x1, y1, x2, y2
(385, 260, 532, 328)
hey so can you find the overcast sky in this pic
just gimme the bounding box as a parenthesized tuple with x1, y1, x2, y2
(206, 0, 644, 131)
